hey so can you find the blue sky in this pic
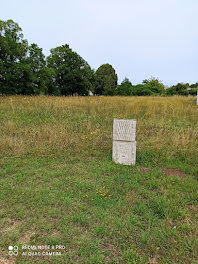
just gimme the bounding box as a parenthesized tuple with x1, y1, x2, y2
(1, 0, 198, 86)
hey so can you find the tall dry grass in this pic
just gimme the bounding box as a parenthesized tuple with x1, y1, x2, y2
(0, 96, 198, 167)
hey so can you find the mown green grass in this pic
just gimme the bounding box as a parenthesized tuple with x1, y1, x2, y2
(0, 96, 198, 263)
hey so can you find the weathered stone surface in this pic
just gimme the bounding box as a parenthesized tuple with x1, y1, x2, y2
(113, 119, 136, 142)
(112, 119, 136, 166)
(112, 141, 136, 165)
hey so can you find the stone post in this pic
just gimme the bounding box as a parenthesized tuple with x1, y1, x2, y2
(112, 119, 136, 166)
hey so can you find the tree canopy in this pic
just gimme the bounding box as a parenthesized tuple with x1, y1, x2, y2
(116, 78, 133, 96)
(0, 19, 197, 97)
(47, 44, 94, 96)
(0, 19, 47, 95)
(94, 64, 118, 95)
(0, 19, 28, 94)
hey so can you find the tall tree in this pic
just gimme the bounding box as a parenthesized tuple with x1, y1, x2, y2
(94, 64, 118, 95)
(0, 19, 28, 94)
(117, 77, 132, 96)
(47, 44, 94, 95)
(18, 43, 47, 95)
(0, 19, 47, 95)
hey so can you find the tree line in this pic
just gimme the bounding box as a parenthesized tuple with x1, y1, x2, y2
(0, 19, 197, 96)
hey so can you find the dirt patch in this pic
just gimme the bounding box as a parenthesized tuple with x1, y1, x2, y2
(0, 220, 22, 234)
(100, 241, 121, 260)
(19, 231, 35, 244)
(162, 169, 186, 178)
(148, 257, 159, 264)
(139, 167, 153, 174)
(0, 257, 16, 264)
(51, 230, 61, 238)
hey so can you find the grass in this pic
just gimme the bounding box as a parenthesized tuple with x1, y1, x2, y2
(0, 95, 198, 263)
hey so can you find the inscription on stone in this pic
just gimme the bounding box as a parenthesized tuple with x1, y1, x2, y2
(113, 119, 136, 141)
(112, 119, 136, 166)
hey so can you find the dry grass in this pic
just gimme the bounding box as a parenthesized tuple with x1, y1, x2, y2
(0, 95, 197, 167)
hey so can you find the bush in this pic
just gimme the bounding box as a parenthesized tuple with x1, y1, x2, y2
(116, 78, 133, 96)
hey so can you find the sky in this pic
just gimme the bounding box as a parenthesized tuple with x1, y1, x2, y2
(1, 0, 198, 86)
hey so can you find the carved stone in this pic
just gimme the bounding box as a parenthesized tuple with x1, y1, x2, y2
(112, 119, 136, 166)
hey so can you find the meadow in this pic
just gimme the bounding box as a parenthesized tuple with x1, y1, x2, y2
(0, 96, 198, 264)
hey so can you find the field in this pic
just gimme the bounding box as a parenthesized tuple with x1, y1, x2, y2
(0, 96, 198, 264)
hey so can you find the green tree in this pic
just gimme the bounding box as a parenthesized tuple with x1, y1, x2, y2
(94, 64, 118, 95)
(17, 43, 47, 95)
(188, 88, 198, 96)
(0, 19, 28, 94)
(0, 19, 47, 95)
(132, 84, 154, 96)
(143, 77, 165, 94)
(190, 82, 198, 88)
(166, 86, 177, 95)
(117, 77, 132, 96)
(167, 83, 189, 96)
(47, 44, 94, 96)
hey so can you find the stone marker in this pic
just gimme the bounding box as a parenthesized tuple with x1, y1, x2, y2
(112, 119, 136, 165)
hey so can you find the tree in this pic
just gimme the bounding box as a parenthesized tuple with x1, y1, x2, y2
(167, 83, 189, 96)
(94, 64, 118, 95)
(188, 88, 198, 96)
(0, 20, 47, 95)
(17, 43, 47, 95)
(166, 86, 177, 95)
(47, 44, 94, 96)
(0, 19, 28, 94)
(132, 84, 154, 96)
(117, 77, 132, 96)
(190, 82, 198, 88)
(143, 77, 165, 94)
